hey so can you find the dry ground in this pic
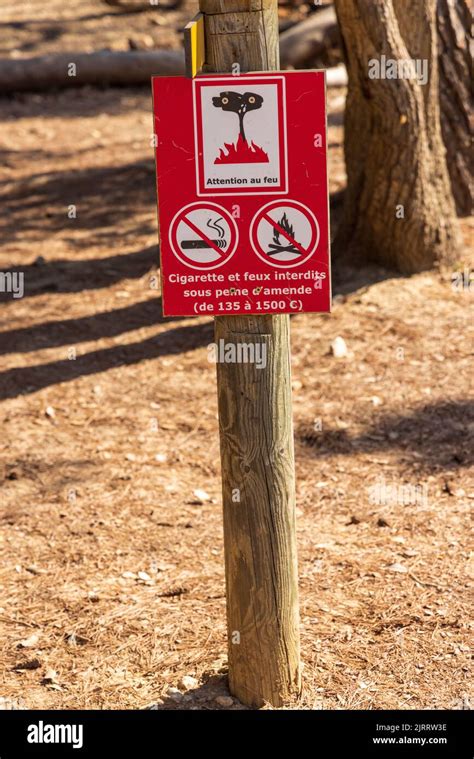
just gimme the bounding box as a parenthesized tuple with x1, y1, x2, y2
(0, 0, 473, 711)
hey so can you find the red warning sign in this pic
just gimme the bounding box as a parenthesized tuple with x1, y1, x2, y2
(152, 71, 330, 316)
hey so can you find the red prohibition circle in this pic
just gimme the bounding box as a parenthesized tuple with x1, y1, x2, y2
(169, 201, 238, 271)
(249, 199, 319, 268)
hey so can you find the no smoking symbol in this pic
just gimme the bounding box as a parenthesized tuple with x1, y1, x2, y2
(250, 199, 319, 268)
(169, 201, 238, 271)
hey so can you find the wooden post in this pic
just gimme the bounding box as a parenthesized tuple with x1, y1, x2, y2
(198, 0, 301, 708)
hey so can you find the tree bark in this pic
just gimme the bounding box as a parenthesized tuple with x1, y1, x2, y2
(334, 0, 461, 273)
(437, 0, 473, 216)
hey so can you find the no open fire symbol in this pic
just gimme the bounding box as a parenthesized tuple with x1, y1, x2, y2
(250, 200, 320, 268)
(268, 212, 300, 256)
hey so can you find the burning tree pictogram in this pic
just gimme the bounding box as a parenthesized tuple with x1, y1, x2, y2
(212, 91, 269, 164)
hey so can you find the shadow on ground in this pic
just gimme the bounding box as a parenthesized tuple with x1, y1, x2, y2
(0, 245, 159, 301)
(0, 86, 151, 121)
(0, 297, 179, 355)
(298, 400, 474, 471)
(0, 320, 214, 401)
(0, 159, 157, 249)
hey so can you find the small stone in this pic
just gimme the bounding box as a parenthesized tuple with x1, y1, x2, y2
(178, 675, 198, 691)
(65, 632, 88, 646)
(330, 336, 348, 358)
(192, 489, 211, 503)
(388, 562, 408, 573)
(215, 695, 234, 707)
(17, 633, 39, 649)
(145, 698, 164, 710)
(44, 406, 56, 419)
(125, 453, 136, 462)
(25, 565, 45, 575)
(155, 453, 167, 463)
(128, 34, 154, 50)
(137, 571, 152, 582)
(42, 669, 58, 684)
(167, 687, 184, 702)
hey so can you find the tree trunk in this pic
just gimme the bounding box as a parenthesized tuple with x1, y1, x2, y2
(334, 0, 461, 273)
(437, 0, 473, 217)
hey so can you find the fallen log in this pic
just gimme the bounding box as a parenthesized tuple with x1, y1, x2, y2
(279, 6, 339, 68)
(0, 9, 343, 95)
(102, 0, 183, 10)
(0, 50, 185, 93)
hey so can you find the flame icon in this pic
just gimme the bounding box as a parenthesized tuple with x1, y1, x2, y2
(267, 213, 301, 256)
